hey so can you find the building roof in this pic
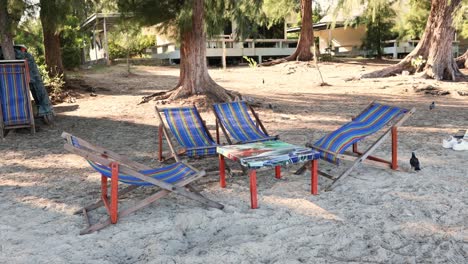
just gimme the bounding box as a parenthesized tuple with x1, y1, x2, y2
(287, 22, 346, 33)
(80, 13, 123, 31)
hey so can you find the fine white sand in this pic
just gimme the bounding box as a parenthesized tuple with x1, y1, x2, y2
(1, 62, 467, 263)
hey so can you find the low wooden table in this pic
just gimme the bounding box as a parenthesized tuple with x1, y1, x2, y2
(217, 140, 321, 209)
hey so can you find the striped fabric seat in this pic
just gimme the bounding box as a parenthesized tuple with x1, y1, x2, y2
(88, 161, 197, 186)
(213, 101, 275, 143)
(315, 103, 408, 164)
(162, 107, 217, 157)
(0, 63, 32, 126)
(69, 135, 197, 186)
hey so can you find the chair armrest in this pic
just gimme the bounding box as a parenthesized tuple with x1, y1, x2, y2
(305, 142, 339, 156)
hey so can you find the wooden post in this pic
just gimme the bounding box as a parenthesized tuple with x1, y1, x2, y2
(249, 170, 258, 209)
(93, 21, 98, 62)
(222, 40, 226, 70)
(219, 155, 226, 188)
(391, 127, 398, 170)
(103, 17, 110, 65)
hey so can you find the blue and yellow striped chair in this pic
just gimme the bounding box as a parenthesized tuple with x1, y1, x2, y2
(298, 101, 415, 191)
(62, 132, 223, 235)
(156, 105, 218, 161)
(0, 60, 35, 138)
(212, 101, 278, 144)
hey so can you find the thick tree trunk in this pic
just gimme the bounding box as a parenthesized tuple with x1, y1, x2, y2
(260, 0, 314, 66)
(288, 0, 314, 61)
(456, 49, 468, 69)
(41, 28, 64, 77)
(140, 0, 239, 104)
(0, 0, 15, 60)
(362, 0, 463, 81)
(39, 0, 64, 77)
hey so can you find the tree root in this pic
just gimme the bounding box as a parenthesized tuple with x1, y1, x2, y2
(259, 58, 289, 67)
(361, 62, 414, 79)
(138, 85, 242, 105)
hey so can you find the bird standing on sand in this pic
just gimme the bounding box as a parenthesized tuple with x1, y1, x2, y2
(410, 152, 421, 171)
(429, 101, 435, 110)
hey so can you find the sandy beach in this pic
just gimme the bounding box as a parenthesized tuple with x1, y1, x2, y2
(1, 61, 467, 263)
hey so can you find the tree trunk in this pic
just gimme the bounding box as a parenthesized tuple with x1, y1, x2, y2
(41, 28, 64, 77)
(260, 0, 314, 66)
(289, 0, 314, 61)
(362, 0, 463, 81)
(0, 0, 15, 60)
(456, 49, 468, 69)
(40, 0, 64, 77)
(140, 0, 239, 104)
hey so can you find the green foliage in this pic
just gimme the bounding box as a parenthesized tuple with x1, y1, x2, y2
(392, 0, 430, 40)
(243, 56, 257, 68)
(359, 2, 397, 58)
(454, 0, 468, 38)
(15, 18, 45, 65)
(4, 0, 29, 33)
(262, 0, 299, 27)
(262, 1, 323, 31)
(108, 20, 155, 60)
(38, 64, 65, 94)
(60, 15, 87, 69)
(39, 0, 71, 32)
(117, 0, 264, 41)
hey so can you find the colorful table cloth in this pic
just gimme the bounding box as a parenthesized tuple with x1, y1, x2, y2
(217, 140, 321, 169)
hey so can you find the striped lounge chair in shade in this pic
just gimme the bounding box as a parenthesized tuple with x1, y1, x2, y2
(62, 132, 223, 235)
(296, 101, 415, 191)
(212, 101, 278, 144)
(0, 60, 35, 139)
(155, 105, 218, 161)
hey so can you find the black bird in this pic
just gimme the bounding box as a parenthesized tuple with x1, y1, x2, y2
(410, 152, 421, 171)
(429, 101, 435, 110)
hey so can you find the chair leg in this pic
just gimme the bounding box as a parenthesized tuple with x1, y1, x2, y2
(158, 125, 163, 161)
(391, 127, 398, 170)
(311, 160, 318, 195)
(99, 163, 119, 224)
(249, 170, 258, 209)
(219, 155, 226, 188)
(294, 161, 309, 175)
(326, 127, 394, 191)
(80, 189, 171, 235)
(216, 121, 220, 144)
(110, 163, 119, 224)
(275, 166, 281, 179)
(74, 185, 139, 215)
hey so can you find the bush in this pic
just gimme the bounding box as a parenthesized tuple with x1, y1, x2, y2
(38, 64, 65, 94)
(60, 15, 86, 69)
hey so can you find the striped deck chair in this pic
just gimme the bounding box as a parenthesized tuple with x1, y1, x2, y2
(296, 101, 415, 191)
(0, 60, 35, 139)
(212, 101, 278, 144)
(155, 105, 218, 161)
(62, 132, 223, 235)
